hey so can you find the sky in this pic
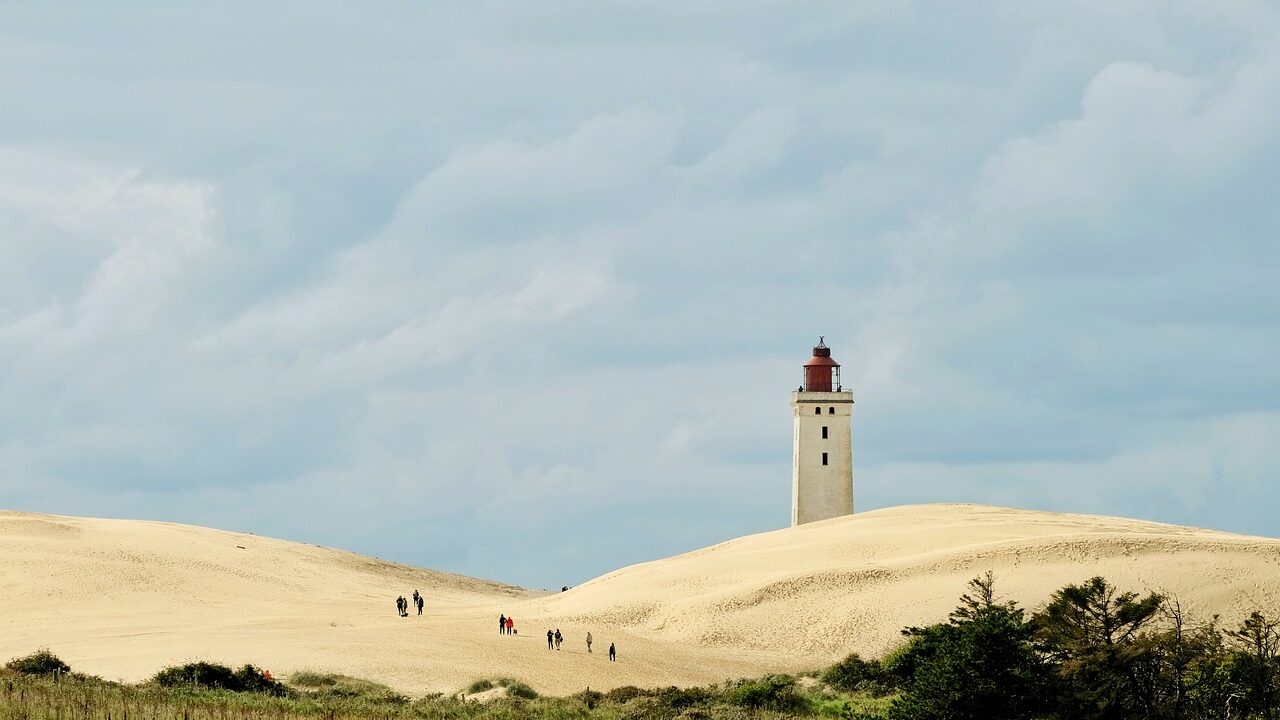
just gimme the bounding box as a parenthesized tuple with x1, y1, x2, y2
(2, 2, 1278, 588)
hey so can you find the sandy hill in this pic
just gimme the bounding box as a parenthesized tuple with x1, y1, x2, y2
(3, 504, 1279, 695)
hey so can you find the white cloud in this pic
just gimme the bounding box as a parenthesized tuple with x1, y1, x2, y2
(1, 4, 1279, 586)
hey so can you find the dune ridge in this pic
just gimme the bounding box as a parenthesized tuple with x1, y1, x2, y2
(3, 504, 1279, 694)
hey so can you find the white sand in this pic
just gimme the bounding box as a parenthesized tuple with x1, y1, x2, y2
(3, 503, 1279, 695)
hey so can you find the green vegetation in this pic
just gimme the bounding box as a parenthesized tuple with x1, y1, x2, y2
(290, 671, 409, 703)
(4, 575, 1279, 719)
(4, 649, 70, 677)
(153, 661, 288, 696)
(0, 666, 890, 720)
(878, 573, 1280, 719)
(462, 677, 538, 700)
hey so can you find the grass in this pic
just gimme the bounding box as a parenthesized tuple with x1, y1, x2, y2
(461, 677, 536, 699)
(0, 667, 895, 720)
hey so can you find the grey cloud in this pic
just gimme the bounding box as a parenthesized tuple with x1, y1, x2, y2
(2, 3, 1279, 586)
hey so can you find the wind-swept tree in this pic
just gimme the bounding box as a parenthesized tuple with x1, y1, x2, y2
(887, 572, 1052, 720)
(1033, 576, 1164, 720)
(1226, 610, 1280, 719)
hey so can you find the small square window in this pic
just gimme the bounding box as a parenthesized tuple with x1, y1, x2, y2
(828, 407, 835, 414)
(822, 452, 829, 466)
(822, 426, 829, 439)
(814, 407, 821, 415)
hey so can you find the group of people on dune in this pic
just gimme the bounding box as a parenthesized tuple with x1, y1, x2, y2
(395, 589, 424, 617)
(499, 614, 616, 661)
(391, 597, 617, 662)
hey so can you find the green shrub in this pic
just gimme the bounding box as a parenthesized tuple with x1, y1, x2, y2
(605, 685, 646, 703)
(153, 661, 238, 689)
(234, 664, 288, 696)
(465, 678, 495, 694)
(817, 696, 892, 720)
(652, 685, 712, 711)
(152, 661, 287, 696)
(822, 652, 888, 694)
(816, 697, 857, 718)
(722, 675, 804, 712)
(574, 688, 604, 708)
(5, 649, 71, 676)
(503, 680, 538, 699)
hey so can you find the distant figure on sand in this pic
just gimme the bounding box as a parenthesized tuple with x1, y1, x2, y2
(546, 629, 554, 649)
(506, 616, 514, 634)
(416, 594, 424, 615)
(499, 614, 506, 634)
(395, 596, 407, 617)
(586, 631, 593, 653)
(609, 642, 616, 662)
(412, 589, 419, 606)
(554, 629, 562, 650)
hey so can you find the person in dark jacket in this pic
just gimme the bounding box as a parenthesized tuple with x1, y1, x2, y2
(609, 642, 616, 662)
(499, 614, 506, 634)
(546, 629, 554, 649)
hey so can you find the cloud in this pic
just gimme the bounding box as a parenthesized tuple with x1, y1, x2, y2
(1, 4, 1278, 586)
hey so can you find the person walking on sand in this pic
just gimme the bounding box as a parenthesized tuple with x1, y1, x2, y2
(586, 631, 593, 653)
(506, 616, 514, 635)
(416, 594, 424, 615)
(499, 614, 506, 634)
(396, 596, 406, 617)
(554, 629, 562, 650)
(609, 642, 616, 662)
(546, 629, 554, 649)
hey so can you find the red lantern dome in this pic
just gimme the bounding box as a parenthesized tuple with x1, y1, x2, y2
(802, 337, 841, 392)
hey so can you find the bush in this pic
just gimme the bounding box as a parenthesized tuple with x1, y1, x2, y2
(503, 679, 538, 699)
(574, 688, 604, 708)
(653, 685, 712, 710)
(462, 677, 539, 700)
(5, 649, 71, 676)
(152, 661, 286, 696)
(153, 661, 238, 690)
(605, 685, 646, 703)
(823, 652, 886, 693)
(233, 664, 287, 695)
(722, 675, 804, 712)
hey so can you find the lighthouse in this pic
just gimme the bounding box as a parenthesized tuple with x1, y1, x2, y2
(791, 338, 854, 526)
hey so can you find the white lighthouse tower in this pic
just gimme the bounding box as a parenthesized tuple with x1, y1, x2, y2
(791, 338, 854, 526)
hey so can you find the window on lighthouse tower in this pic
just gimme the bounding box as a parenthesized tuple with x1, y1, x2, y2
(822, 426, 829, 439)
(822, 452, 829, 466)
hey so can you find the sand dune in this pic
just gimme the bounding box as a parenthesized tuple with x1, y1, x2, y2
(3, 504, 1279, 695)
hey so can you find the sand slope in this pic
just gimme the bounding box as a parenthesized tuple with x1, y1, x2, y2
(3, 504, 1279, 695)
